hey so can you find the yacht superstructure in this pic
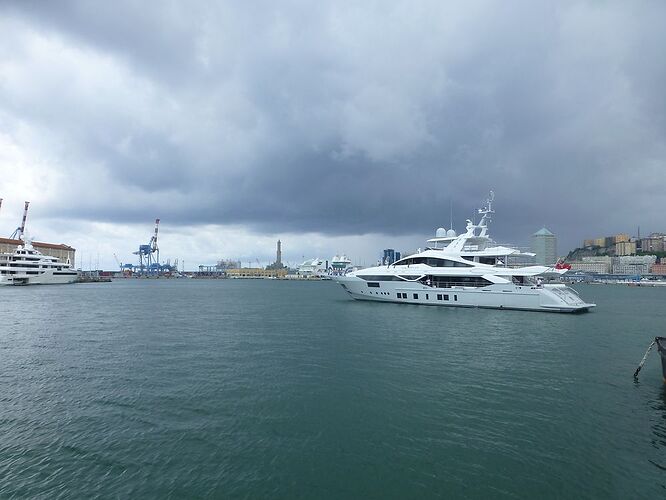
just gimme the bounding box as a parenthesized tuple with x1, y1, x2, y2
(0, 240, 78, 286)
(334, 193, 595, 313)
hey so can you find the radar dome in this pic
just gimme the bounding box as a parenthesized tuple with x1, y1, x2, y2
(435, 227, 447, 237)
(446, 229, 457, 238)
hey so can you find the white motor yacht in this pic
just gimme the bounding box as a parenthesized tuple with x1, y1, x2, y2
(334, 193, 595, 313)
(0, 240, 78, 286)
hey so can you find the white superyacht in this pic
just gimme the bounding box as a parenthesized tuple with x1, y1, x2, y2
(0, 239, 78, 286)
(334, 193, 595, 313)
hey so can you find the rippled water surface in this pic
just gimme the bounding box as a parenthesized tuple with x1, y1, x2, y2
(1, 280, 666, 498)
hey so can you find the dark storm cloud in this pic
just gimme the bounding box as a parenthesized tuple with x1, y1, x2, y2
(1, 0, 665, 250)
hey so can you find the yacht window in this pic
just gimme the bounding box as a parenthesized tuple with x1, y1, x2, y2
(454, 295, 458, 301)
(437, 294, 442, 300)
(394, 257, 473, 268)
(425, 294, 429, 300)
(359, 275, 404, 281)
(367, 282, 380, 288)
(413, 293, 418, 299)
(419, 275, 492, 288)
(397, 275, 422, 281)
(444, 294, 449, 301)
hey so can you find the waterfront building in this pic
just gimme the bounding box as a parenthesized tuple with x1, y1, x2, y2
(615, 234, 630, 243)
(611, 255, 657, 275)
(569, 256, 612, 274)
(650, 263, 666, 275)
(568, 256, 612, 274)
(531, 227, 557, 266)
(0, 237, 75, 264)
(226, 267, 287, 278)
(569, 262, 611, 274)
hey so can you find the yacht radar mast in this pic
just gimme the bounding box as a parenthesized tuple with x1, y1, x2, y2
(477, 191, 494, 238)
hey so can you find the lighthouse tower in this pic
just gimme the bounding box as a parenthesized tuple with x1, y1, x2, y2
(276, 240, 282, 267)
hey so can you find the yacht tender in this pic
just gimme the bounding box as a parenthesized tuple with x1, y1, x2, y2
(0, 240, 78, 286)
(334, 193, 595, 313)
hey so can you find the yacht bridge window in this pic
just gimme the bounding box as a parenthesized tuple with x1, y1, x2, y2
(359, 275, 404, 281)
(359, 275, 421, 281)
(394, 257, 472, 268)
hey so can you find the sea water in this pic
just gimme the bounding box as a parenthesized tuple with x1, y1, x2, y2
(1, 280, 665, 498)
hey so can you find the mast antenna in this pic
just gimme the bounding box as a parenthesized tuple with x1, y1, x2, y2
(450, 199, 453, 230)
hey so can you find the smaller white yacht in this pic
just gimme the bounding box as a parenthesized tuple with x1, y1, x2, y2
(329, 254, 353, 276)
(0, 240, 78, 286)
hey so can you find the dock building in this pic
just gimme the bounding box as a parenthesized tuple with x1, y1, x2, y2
(569, 256, 612, 274)
(0, 237, 75, 264)
(611, 255, 656, 275)
(226, 268, 287, 278)
(651, 261, 666, 275)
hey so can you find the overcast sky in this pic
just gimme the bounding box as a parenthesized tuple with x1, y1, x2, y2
(1, 1, 664, 269)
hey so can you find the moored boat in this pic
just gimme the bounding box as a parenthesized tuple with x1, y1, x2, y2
(0, 240, 78, 286)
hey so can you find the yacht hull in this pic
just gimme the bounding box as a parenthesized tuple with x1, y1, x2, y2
(0, 271, 78, 286)
(334, 276, 595, 313)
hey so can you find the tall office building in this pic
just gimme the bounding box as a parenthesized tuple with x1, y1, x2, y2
(532, 227, 557, 266)
(383, 249, 395, 265)
(382, 249, 402, 265)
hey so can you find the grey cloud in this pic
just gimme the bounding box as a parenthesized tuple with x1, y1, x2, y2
(1, 0, 665, 252)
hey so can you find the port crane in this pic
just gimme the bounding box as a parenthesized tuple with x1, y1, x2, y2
(133, 218, 160, 274)
(10, 201, 30, 240)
